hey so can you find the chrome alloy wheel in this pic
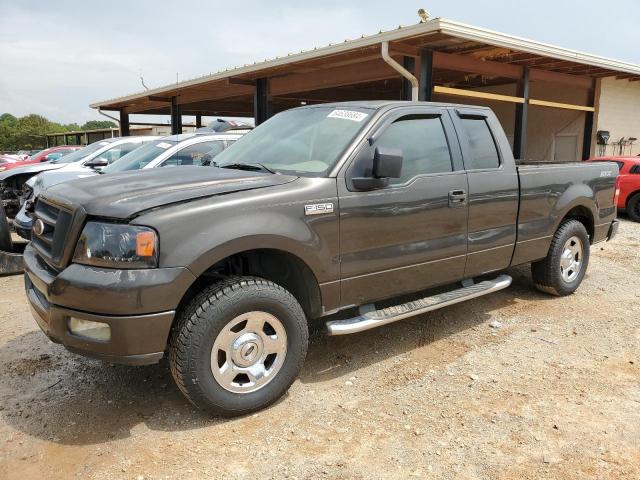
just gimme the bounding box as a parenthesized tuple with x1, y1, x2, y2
(560, 236, 583, 283)
(211, 311, 287, 393)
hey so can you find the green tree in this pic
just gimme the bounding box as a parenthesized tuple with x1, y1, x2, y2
(82, 120, 117, 130)
(0, 113, 113, 151)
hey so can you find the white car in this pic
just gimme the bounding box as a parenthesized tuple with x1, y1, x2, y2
(103, 131, 246, 172)
(14, 131, 247, 239)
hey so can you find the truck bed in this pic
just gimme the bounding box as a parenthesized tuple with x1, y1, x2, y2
(511, 161, 618, 266)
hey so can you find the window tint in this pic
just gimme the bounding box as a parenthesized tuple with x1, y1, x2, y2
(460, 118, 500, 169)
(374, 116, 452, 184)
(630, 164, 640, 174)
(160, 140, 227, 167)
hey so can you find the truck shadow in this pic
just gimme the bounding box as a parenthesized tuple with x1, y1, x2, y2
(0, 264, 555, 446)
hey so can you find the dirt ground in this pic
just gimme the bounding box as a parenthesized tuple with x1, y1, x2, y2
(1, 218, 639, 480)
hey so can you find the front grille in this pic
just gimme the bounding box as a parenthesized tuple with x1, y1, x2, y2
(31, 199, 74, 269)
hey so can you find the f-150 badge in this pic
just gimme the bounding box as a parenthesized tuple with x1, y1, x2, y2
(305, 203, 334, 216)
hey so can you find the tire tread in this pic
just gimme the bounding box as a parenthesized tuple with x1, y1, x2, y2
(169, 276, 308, 416)
(531, 219, 589, 296)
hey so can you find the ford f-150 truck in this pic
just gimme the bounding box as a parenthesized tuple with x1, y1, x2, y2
(23, 101, 619, 416)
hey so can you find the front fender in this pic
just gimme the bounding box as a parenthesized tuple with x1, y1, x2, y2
(133, 177, 340, 285)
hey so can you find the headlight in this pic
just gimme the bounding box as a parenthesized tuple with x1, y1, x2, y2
(73, 222, 158, 269)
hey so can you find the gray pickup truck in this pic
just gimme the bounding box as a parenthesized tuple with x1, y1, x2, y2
(23, 101, 619, 416)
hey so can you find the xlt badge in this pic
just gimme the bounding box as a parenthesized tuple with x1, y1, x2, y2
(305, 203, 334, 216)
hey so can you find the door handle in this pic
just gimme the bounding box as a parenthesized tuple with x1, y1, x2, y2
(448, 190, 467, 207)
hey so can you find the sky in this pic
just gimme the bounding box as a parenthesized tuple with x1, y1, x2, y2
(1, 0, 639, 125)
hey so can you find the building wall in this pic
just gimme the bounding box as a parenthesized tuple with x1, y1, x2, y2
(433, 80, 589, 162)
(595, 77, 640, 156)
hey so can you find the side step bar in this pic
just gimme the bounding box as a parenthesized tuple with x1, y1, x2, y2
(326, 275, 512, 335)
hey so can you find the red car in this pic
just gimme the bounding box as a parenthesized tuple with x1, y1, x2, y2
(588, 156, 640, 222)
(0, 146, 81, 171)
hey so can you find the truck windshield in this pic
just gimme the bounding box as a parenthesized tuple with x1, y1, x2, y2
(213, 106, 373, 175)
(103, 139, 179, 172)
(50, 141, 113, 164)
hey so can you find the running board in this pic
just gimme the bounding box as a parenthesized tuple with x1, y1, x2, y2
(325, 275, 512, 335)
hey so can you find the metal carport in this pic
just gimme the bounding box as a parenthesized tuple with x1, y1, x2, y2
(90, 18, 640, 161)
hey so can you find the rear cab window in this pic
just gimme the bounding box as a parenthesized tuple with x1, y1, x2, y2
(459, 117, 501, 170)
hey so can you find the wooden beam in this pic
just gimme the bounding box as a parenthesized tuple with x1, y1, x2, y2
(432, 51, 523, 79)
(470, 47, 512, 59)
(270, 58, 398, 96)
(552, 65, 611, 74)
(529, 69, 594, 89)
(529, 99, 595, 112)
(178, 100, 253, 112)
(433, 86, 525, 103)
(176, 84, 255, 105)
(387, 41, 419, 58)
(226, 78, 256, 86)
(124, 100, 173, 114)
(147, 95, 172, 103)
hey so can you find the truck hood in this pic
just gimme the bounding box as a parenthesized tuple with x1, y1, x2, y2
(0, 162, 64, 181)
(43, 166, 298, 219)
(32, 169, 98, 197)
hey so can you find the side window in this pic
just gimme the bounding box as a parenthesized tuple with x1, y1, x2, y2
(630, 164, 640, 174)
(104, 143, 140, 164)
(374, 116, 452, 185)
(160, 141, 227, 167)
(460, 118, 500, 170)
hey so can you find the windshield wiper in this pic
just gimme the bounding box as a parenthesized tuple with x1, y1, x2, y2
(220, 162, 276, 174)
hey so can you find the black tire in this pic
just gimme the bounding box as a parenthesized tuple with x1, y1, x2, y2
(169, 276, 308, 417)
(531, 219, 590, 296)
(627, 192, 640, 222)
(0, 205, 13, 252)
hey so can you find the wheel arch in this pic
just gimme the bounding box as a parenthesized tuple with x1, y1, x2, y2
(177, 243, 325, 321)
(558, 204, 595, 243)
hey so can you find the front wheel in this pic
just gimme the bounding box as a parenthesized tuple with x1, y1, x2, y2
(531, 219, 590, 296)
(169, 277, 308, 416)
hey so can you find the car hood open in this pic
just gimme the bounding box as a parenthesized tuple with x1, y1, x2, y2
(43, 166, 298, 219)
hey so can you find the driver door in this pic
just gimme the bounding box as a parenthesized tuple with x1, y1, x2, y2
(337, 108, 469, 306)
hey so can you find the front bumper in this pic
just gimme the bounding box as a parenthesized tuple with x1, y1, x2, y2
(23, 244, 197, 365)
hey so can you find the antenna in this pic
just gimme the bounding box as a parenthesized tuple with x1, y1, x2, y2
(140, 75, 149, 91)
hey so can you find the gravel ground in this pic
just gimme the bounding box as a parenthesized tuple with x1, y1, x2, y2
(1, 218, 639, 480)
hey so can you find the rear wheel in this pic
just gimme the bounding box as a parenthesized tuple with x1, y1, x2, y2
(627, 192, 640, 222)
(169, 276, 308, 416)
(531, 219, 590, 296)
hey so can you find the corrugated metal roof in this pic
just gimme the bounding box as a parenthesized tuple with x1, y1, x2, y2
(91, 18, 640, 109)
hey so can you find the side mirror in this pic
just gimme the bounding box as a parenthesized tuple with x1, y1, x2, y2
(372, 146, 403, 179)
(352, 146, 403, 191)
(86, 157, 109, 169)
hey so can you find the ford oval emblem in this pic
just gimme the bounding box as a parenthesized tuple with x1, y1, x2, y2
(33, 219, 45, 236)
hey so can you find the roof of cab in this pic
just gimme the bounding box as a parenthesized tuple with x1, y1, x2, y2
(297, 100, 492, 111)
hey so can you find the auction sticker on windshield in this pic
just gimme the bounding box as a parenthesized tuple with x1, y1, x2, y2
(327, 110, 368, 122)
